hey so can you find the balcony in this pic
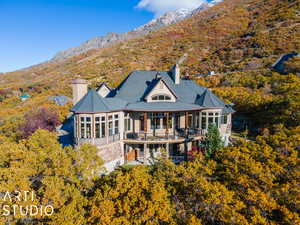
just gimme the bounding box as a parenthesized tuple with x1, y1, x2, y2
(123, 128, 206, 143)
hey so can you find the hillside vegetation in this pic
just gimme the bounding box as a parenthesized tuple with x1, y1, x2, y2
(0, 0, 300, 224)
(0, 0, 299, 138)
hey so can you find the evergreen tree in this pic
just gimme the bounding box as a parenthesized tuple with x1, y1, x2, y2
(203, 123, 224, 160)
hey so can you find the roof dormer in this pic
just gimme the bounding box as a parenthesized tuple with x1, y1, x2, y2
(144, 78, 177, 102)
(96, 82, 112, 97)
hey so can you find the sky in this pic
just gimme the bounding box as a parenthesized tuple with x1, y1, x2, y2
(0, 0, 207, 72)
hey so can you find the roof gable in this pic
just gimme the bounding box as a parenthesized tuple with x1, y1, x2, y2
(144, 78, 177, 102)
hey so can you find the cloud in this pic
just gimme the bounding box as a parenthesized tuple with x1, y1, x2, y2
(136, 0, 207, 17)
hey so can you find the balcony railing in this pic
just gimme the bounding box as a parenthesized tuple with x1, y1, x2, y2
(75, 133, 120, 146)
(124, 128, 206, 142)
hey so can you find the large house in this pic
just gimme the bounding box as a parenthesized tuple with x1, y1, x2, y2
(71, 64, 234, 171)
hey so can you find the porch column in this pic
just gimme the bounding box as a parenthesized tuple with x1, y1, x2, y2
(166, 143, 170, 159)
(92, 114, 95, 139)
(144, 112, 147, 132)
(166, 113, 169, 134)
(106, 114, 109, 144)
(144, 143, 149, 165)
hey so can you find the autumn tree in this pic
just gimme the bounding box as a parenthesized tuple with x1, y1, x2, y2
(20, 107, 60, 139)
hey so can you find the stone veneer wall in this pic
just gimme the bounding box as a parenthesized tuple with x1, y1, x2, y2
(97, 141, 124, 173)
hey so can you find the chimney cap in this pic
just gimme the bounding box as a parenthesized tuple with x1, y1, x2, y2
(72, 78, 87, 84)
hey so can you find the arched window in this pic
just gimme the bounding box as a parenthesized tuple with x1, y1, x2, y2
(151, 94, 171, 101)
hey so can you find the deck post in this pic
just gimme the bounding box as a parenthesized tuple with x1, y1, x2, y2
(143, 143, 148, 165)
(166, 143, 170, 159)
(185, 112, 188, 130)
(166, 112, 169, 138)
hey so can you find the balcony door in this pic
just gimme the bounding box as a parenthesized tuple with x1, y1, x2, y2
(174, 113, 180, 129)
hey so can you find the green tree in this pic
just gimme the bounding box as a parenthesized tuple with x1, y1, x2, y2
(203, 123, 224, 160)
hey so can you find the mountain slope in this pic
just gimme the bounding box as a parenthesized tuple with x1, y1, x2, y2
(0, 0, 299, 130)
(52, 2, 217, 62)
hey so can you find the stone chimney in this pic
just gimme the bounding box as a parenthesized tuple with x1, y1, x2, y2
(72, 78, 88, 105)
(172, 64, 180, 84)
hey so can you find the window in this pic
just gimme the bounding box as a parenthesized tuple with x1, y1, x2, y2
(140, 114, 144, 131)
(221, 114, 228, 124)
(101, 117, 106, 137)
(108, 115, 113, 136)
(188, 113, 193, 128)
(201, 112, 207, 129)
(150, 113, 164, 129)
(114, 115, 119, 134)
(80, 116, 92, 138)
(200, 111, 220, 130)
(124, 113, 131, 132)
(95, 116, 106, 138)
(151, 94, 171, 101)
(195, 113, 200, 128)
(108, 114, 119, 136)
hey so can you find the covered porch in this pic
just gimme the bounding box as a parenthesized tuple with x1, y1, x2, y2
(123, 109, 223, 142)
(124, 140, 203, 165)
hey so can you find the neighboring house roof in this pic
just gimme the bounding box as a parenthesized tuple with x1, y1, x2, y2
(20, 93, 31, 98)
(272, 52, 299, 73)
(72, 70, 234, 113)
(49, 96, 71, 106)
(71, 89, 127, 113)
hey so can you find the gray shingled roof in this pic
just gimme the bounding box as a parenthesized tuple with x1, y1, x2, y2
(126, 101, 201, 112)
(72, 70, 234, 113)
(194, 89, 225, 108)
(71, 89, 127, 113)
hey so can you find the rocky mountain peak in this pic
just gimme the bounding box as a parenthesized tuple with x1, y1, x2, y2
(52, 1, 222, 62)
